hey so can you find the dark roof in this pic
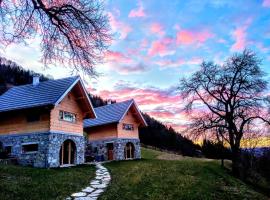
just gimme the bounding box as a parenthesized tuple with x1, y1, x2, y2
(84, 99, 147, 128)
(84, 99, 134, 128)
(0, 76, 80, 113)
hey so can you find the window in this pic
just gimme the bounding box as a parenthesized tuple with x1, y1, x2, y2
(122, 123, 134, 131)
(5, 146, 12, 155)
(22, 143, 38, 153)
(26, 113, 40, 122)
(59, 111, 76, 123)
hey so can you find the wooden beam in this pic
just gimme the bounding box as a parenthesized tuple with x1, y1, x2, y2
(68, 142, 71, 164)
(61, 144, 64, 165)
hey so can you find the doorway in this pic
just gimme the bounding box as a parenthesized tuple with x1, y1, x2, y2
(124, 142, 135, 159)
(107, 143, 114, 161)
(59, 140, 76, 165)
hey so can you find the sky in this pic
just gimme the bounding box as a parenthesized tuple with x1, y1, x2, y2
(1, 0, 270, 133)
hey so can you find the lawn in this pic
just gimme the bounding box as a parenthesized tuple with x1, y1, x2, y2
(0, 148, 268, 200)
(100, 148, 269, 200)
(0, 164, 95, 200)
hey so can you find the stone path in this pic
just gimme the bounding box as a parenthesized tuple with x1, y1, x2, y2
(66, 163, 111, 200)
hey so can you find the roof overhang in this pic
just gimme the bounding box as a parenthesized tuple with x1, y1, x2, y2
(54, 76, 96, 119)
(120, 99, 148, 127)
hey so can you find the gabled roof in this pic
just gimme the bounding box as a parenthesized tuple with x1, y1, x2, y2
(0, 76, 96, 118)
(84, 99, 147, 128)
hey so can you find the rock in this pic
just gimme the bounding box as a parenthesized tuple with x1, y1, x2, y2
(71, 192, 87, 197)
(82, 187, 95, 193)
(92, 183, 107, 189)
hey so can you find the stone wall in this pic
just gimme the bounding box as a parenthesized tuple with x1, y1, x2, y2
(0, 132, 85, 168)
(87, 138, 141, 161)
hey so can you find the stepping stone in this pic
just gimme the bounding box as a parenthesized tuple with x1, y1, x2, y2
(90, 180, 100, 185)
(92, 189, 104, 194)
(92, 184, 107, 189)
(74, 197, 93, 200)
(86, 196, 98, 200)
(82, 186, 95, 193)
(69, 164, 110, 200)
(71, 192, 87, 197)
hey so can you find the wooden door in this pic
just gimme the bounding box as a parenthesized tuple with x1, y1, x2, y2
(107, 143, 114, 160)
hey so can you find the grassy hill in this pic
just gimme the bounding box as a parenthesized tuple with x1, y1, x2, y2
(0, 148, 268, 200)
(100, 148, 268, 200)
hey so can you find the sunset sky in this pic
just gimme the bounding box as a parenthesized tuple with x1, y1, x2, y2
(1, 0, 270, 133)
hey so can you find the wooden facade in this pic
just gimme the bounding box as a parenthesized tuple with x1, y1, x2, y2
(86, 104, 143, 141)
(0, 81, 93, 136)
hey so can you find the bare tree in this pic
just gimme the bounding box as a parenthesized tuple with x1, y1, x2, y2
(179, 50, 270, 177)
(0, 0, 111, 75)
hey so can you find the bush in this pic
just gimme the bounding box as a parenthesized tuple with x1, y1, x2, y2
(201, 140, 232, 160)
(239, 148, 270, 190)
(0, 142, 9, 159)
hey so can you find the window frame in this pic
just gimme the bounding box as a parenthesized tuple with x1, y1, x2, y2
(122, 123, 134, 131)
(4, 145, 12, 155)
(22, 143, 39, 154)
(59, 110, 77, 123)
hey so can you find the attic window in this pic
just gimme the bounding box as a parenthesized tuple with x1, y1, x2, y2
(59, 111, 76, 123)
(122, 123, 134, 131)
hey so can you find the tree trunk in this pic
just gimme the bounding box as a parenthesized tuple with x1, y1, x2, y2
(231, 146, 241, 177)
(221, 158, 224, 168)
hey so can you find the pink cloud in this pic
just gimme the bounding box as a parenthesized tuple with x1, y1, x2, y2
(230, 26, 247, 51)
(263, 0, 270, 7)
(128, 3, 146, 18)
(155, 57, 202, 69)
(114, 63, 148, 75)
(150, 23, 165, 37)
(108, 12, 132, 39)
(105, 50, 133, 64)
(148, 37, 175, 57)
(89, 83, 193, 132)
(176, 29, 213, 46)
(230, 18, 252, 51)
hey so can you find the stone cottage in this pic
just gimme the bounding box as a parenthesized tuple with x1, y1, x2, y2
(84, 99, 147, 161)
(0, 76, 96, 167)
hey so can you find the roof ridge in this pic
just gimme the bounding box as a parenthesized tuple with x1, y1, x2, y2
(3, 76, 79, 90)
(94, 99, 133, 110)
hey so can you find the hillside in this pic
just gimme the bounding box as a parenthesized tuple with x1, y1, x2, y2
(0, 57, 48, 95)
(99, 147, 268, 200)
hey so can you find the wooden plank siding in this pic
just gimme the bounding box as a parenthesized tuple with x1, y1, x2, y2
(50, 90, 84, 135)
(0, 111, 50, 135)
(86, 124, 118, 141)
(117, 109, 140, 139)
(86, 108, 140, 141)
(0, 88, 86, 135)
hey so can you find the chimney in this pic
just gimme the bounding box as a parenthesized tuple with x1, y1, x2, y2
(33, 74, 40, 86)
(107, 99, 112, 104)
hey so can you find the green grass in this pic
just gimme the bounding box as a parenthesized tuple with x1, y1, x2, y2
(100, 148, 268, 200)
(0, 148, 268, 200)
(0, 164, 95, 200)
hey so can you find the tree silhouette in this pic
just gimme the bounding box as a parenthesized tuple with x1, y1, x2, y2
(179, 49, 270, 177)
(0, 0, 111, 75)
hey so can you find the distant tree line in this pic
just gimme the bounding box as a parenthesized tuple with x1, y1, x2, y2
(139, 113, 201, 156)
(0, 57, 48, 95)
(89, 95, 116, 107)
(201, 139, 232, 160)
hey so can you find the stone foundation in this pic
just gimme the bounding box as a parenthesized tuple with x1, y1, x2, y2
(87, 138, 141, 161)
(0, 132, 85, 168)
